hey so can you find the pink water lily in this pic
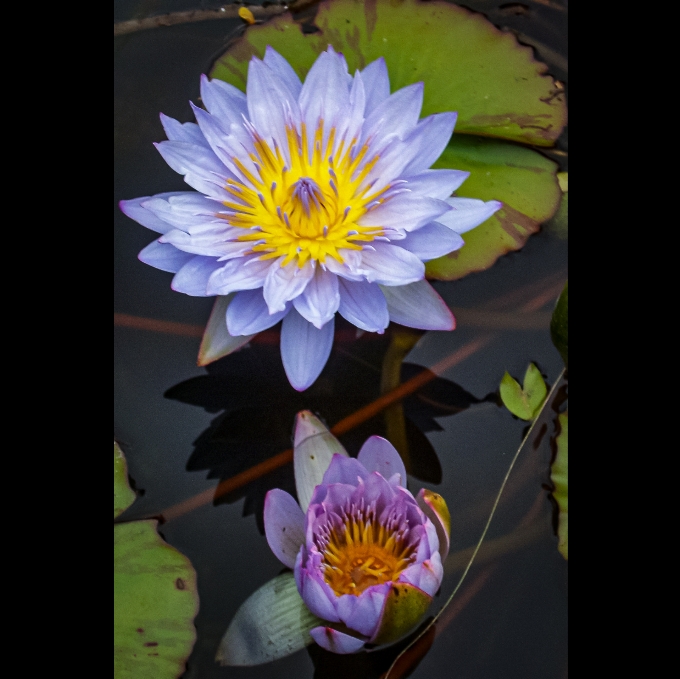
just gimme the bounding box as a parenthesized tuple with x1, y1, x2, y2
(120, 46, 500, 391)
(264, 411, 451, 653)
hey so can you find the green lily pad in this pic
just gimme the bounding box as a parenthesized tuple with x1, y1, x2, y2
(544, 172, 568, 240)
(499, 363, 547, 421)
(210, 0, 566, 146)
(114, 445, 199, 678)
(425, 136, 560, 280)
(551, 281, 568, 369)
(551, 411, 568, 560)
(216, 572, 322, 666)
(114, 442, 136, 519)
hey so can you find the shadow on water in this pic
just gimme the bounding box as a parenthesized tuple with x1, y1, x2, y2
(165, 318, 496, 533)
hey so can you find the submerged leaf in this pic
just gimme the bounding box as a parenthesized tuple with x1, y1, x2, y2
(211, 0, 566, 146)
(114, 447, 198, 678)
(551, 411, 568, 559)
(499, 363, 547, 421)
(426, 136, 560, 280)
(216, 572, 322, 666)
(550, 281, 568, 368)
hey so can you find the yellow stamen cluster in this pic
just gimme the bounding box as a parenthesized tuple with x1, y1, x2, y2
(320, 513, 415, 596)
(223, 122, 386, 267)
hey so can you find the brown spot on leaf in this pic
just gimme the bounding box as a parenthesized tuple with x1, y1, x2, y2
(175, 578, 186, 590)
(136, 628, 144, 634)
(495, 205, 539, 243)
(144, 642, 158, 647)
(364, 0, 378, 39)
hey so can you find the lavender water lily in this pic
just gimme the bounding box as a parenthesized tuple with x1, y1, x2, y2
(120, 46, 500, 390)
(261, 412, 451, 654)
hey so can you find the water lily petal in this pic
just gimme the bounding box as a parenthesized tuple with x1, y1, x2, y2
(281, 309, 334, 392)
(360, 57, 390, 115)
(160, 113, 208, 146)
(360, 243, 425, 286)
(337, 583, 390, 638)
(171, 256, 223, 296)
(362, 82, 423, 150)
(358, 195, 451, 232)
(155, 140, 229, 184)
(357, 436, 407, 487)
(404, 169, 470, 199)
(198, 295, 255, 366)
(263, 46, 302, 100)
(160, 227, 249, 258)
(205, 256, 271, 296)
(119, 192, 189, 234)
(264, 489, 306, 569)
(298, 569, 341, 623)
(398, 221, 465, 261)
(199, 74, 248, 127)
(264, 260, 315, 314)
(337, 279, 389, 333)
(309, 626, 365, 654)
(292, 267, 340, 329)
(226, 288, 289, 336)
(322, 454, 370, 486)
(293, 411, 348, 512)
(398, 557, 443, 598)
(400, 111, 458, 177)
(417, 489, 452, 560)
(138, 238, 195, 273)
(381, 280, 455, 330)
(436, 197, 503, 234)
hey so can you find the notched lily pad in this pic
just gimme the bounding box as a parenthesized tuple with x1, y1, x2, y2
(426, 136, 560, 280)
(499, 363, 547, 421)
(114, 445, 199, 678)
(551, 411, 568, 559)
(210, 0, 567, 146)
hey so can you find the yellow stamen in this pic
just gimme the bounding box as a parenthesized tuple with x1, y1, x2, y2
(320, 514, 415, 596)
(223, 121, 387, 267)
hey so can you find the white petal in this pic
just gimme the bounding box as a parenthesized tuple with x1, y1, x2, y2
(403, 169, 470, 199)
(263, 46, 302, 100)
(280, 309, 334, 391)
(119, 192, 189, 234)
(362, 82, 423, 150)
(360, 57, 390, 115)
(171, 256, 224, 296)
(205, 255, 271, 296)
(292, 268, 340, 329)
(398, 222, 465, 261)
(380, 280, 455, 330)
(161, 227, 251, 258)
(160, 113, 208, 146)
(358, 195, 451, 232)
(337, 279, 389, 333)
(226, 288, 289, 336)
(138, 238, 195, 273)
(436, 197, 502, 234)
(155, 140, 230, 186)
(399, 112, 458, 177)
(199, 74, 248, 127)
(359, 243, 425, 285)
(263, 259, 315, 314)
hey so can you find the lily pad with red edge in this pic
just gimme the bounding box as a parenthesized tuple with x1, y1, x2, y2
(426, 136, 561, 280)
(210, 0, 566, 146)
(114, 443, 199, 679)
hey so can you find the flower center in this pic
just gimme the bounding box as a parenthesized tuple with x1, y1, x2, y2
(318, 509, 416, 596)
(222, 122, 387, 267)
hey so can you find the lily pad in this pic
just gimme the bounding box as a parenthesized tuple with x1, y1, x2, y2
(210, 0, 566, 146)
(550, 281, 568, 369)
(114, 444, 199, 679)
(544, 171, 568, 240)
(425, 136, 560, 280)
(551, 411, 568, 560)
(499, 363, 547, 421)
(216, 572, 322, 666)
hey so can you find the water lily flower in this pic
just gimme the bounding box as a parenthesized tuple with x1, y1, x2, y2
(263, 411, 451, 654)
(120, 46, 501, 391)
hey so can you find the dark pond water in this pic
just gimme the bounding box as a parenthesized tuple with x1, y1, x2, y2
(114, 2, 568, 677)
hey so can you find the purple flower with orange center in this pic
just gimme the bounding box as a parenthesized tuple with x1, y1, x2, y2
(263, 411, 451, 653)
(120, 46, 500, 391)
